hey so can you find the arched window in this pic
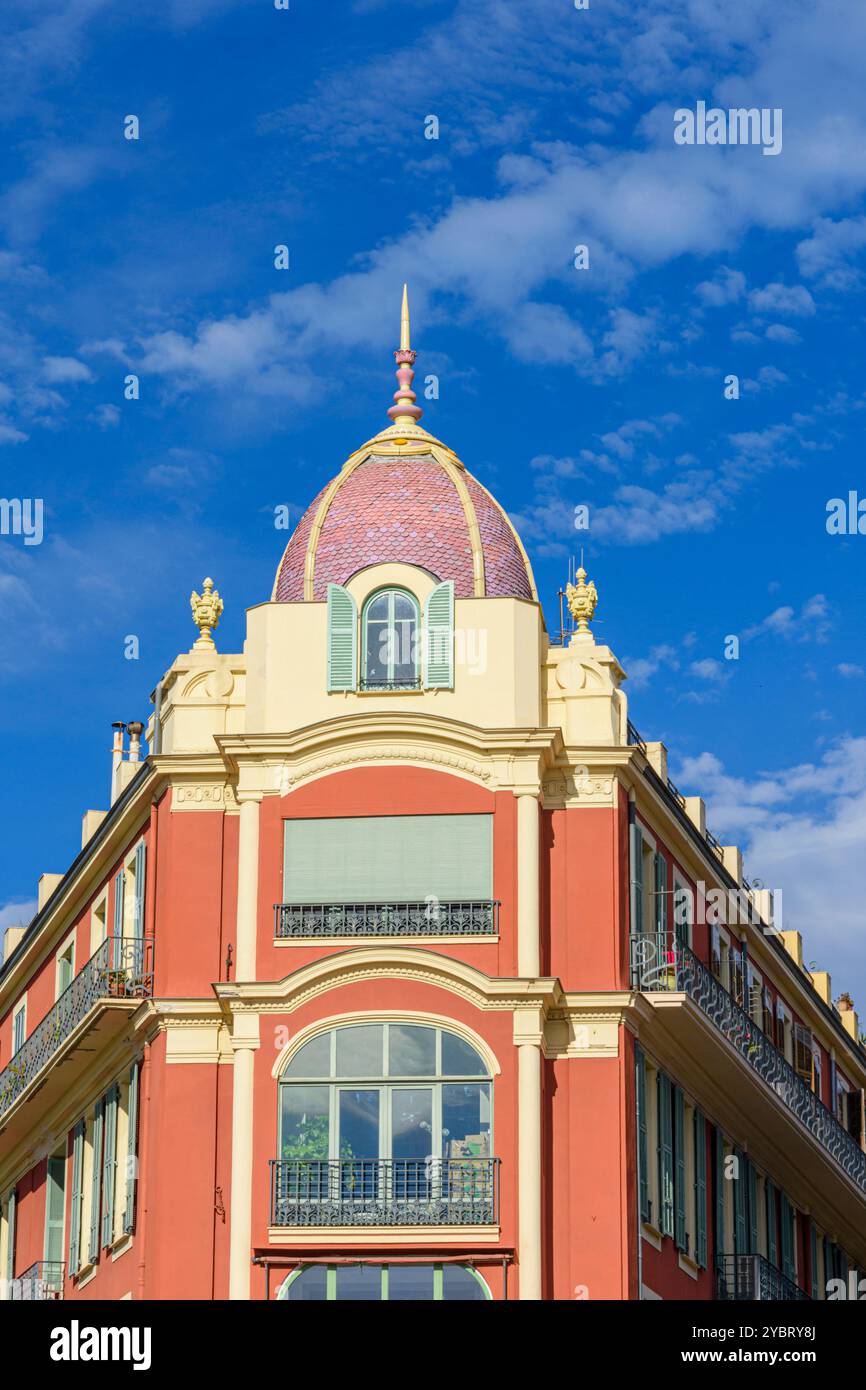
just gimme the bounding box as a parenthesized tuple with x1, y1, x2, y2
(274, 1023, 496, 1227)
(361, 588, 419, 690)
(278, 1262, 491, 1301)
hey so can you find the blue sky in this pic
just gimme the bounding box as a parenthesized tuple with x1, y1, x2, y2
(0, 0, 864, 1006)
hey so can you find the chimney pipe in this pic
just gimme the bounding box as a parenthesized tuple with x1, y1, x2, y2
(127, 720, 145, 765)
(111, 722, 127, 802)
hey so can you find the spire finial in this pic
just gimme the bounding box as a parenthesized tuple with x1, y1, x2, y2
(388, 283, 423, 427)
(190, 576, 224, 650)
(566, 565, 598, 640)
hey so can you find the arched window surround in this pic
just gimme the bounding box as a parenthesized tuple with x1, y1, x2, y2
(276, 1262, 492, 1301)
(271, 1012, 501, 1081)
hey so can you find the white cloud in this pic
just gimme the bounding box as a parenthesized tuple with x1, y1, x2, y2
(837, 662, 864, 678)
(748, 282, 816, 317)
(42, 355, 94, 383)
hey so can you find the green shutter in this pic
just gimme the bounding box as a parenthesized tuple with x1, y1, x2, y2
(635, 1045, 649, 1222)
(630, 822, 644, 937)
(810, 1221, 819, 1300)
(747, 1159, 758, 1254)
(283, 814, 493, 902)
(654, 852, 667, 935)
(674, 1086, 686, 1251)
(124, 1063, 140, 1235)
(68, 1121, 85, 1275)
(694, 1112, 707, 1268)
(113, 868, 125, 950)
(102, 1084, 119, 1248)
(44, 1155, 66, 1267)
(657, 1073, 674, 1237)
(734, 1150, 747, 1255)
(766, 1178, 777, 1268)
(133, 841, 146, 975)
(326, 584, 357, 692)
(780, 1193, 795, 1282)
(424, 580, 454, 689)
(714, 1127, 726, 1259)
(5, 1188, 16, 1282)
(88, 1099, 104, 1264)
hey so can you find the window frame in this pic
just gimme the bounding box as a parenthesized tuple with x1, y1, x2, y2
(11, 998, 26, 1057)
(361, 586, 421, 690)
(278, 1261, 492, 1301)
(55, 930, 76, 1002)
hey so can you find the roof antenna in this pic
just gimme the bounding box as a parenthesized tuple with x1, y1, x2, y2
(387, 284, 423, 428)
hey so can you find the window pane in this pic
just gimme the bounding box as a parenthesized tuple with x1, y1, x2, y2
(391, 1089, 433, 1161)
(338, 1090, 380, 1160)
(284, 1032, 331, 1078)
(335, 1025, 382, 1077)
(442, 1265, 488, 1301)
(365, 620, 389, 683)
(366, 594, 389, 621)
(441, 1032, 487, 1077)
(286, 1266, 329, 1301)
(389, 1265, 435, 1300)
(442, 1084, 491, 1158)
(280, 1085, 330, 1159)
(335, 1265, 383, 1300)
(389, 1025, 435, 1076)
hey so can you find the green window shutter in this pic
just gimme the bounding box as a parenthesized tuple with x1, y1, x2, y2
(780, 1193, 795, 1282)
(113, 869, 125, 951)
(283, 814, 493, 902)
(766, 1178, 777, 1268)
(424, 581, 454, 689)
(635, 1045, 649, 1222)
(657, 1073, 674, 1237)
(88, 1098, 104, 1264)
(654, 852, 667, 935)
(733, 1150, 747, 1255)
(747, 1160, 758, 1254)
(810, 1221, 819, 1300)
(326, 584, 357, 692)
(673, 1085, 686, 1251)
(630, 822, 644, 937)
(102, 1084, 119, 1248)
(124, 1063, 140, 1235)
(133, 842, 146, 934)
(694, 1111, 707, 1268)
(5, 1188, 16, 1282)
(68, 1121, 85, 1276)
(714, 1127, 726, 1259)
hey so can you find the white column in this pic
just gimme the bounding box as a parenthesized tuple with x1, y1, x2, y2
(228, 793, 262, 1300)
(236, 796, 260, 979)
(518, 1040, 543, 1300)
(516, 793, 540, 977)
(228, 1036, 257, 1300)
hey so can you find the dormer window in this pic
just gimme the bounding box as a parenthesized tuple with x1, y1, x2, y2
(326, 580, 454, 693)
(361, 588, 420, 690)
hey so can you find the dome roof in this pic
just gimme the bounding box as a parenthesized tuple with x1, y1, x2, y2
(273, 288, 536, 604)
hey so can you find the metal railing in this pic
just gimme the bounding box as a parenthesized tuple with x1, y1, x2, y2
(274, 901, 500, 938)
(0, 936, 154, 1119)
(270, 1157, 500, 1227)
(7, 1261, 65, 1300)
(630, 932, 866, 1194)
(627, 719, 647, 753)
(716, 1254, 809, 1302)
(358, 677, 423, 691)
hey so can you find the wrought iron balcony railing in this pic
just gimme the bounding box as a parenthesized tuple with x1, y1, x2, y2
(274, 901, 500, 938)
(630, 931, 866, 1194)
(270, 1157, 500, 1227)
(716, 1254, 809, 1302)
(7, 1261, 65, 1300)
(0, 936, 154, 1120)
(358, 677, 423, 691)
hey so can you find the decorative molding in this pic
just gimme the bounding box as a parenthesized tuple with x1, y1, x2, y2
(172, 782, 239, 812)
(280, 745, 494, 791)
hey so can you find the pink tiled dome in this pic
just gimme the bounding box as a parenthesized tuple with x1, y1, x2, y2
(273, 448, 536, 603)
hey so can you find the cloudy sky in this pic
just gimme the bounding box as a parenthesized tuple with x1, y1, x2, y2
(0, 0, 864, 1003)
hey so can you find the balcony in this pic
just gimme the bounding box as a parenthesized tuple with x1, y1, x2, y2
(716, 1254, 809, 1302)
(7, 1261, 65, 1300)
(270, 1157, 500, 1227)
(274, 901, 500, 939)
(0, 936, 153, 1141)
(358, 677, 423, 691)
(630, 932, 866, 1196)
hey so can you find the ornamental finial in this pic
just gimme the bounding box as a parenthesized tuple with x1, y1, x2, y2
(566, 566, 598, 637)
(388, 283, 423, 427)
(190, 576, 224, 650)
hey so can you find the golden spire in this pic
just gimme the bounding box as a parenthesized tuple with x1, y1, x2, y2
(400, 282, 411, 352)
(388, 284, 423, 427)
(566, 566, 598, 637)
(190, 576, 224, 650)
